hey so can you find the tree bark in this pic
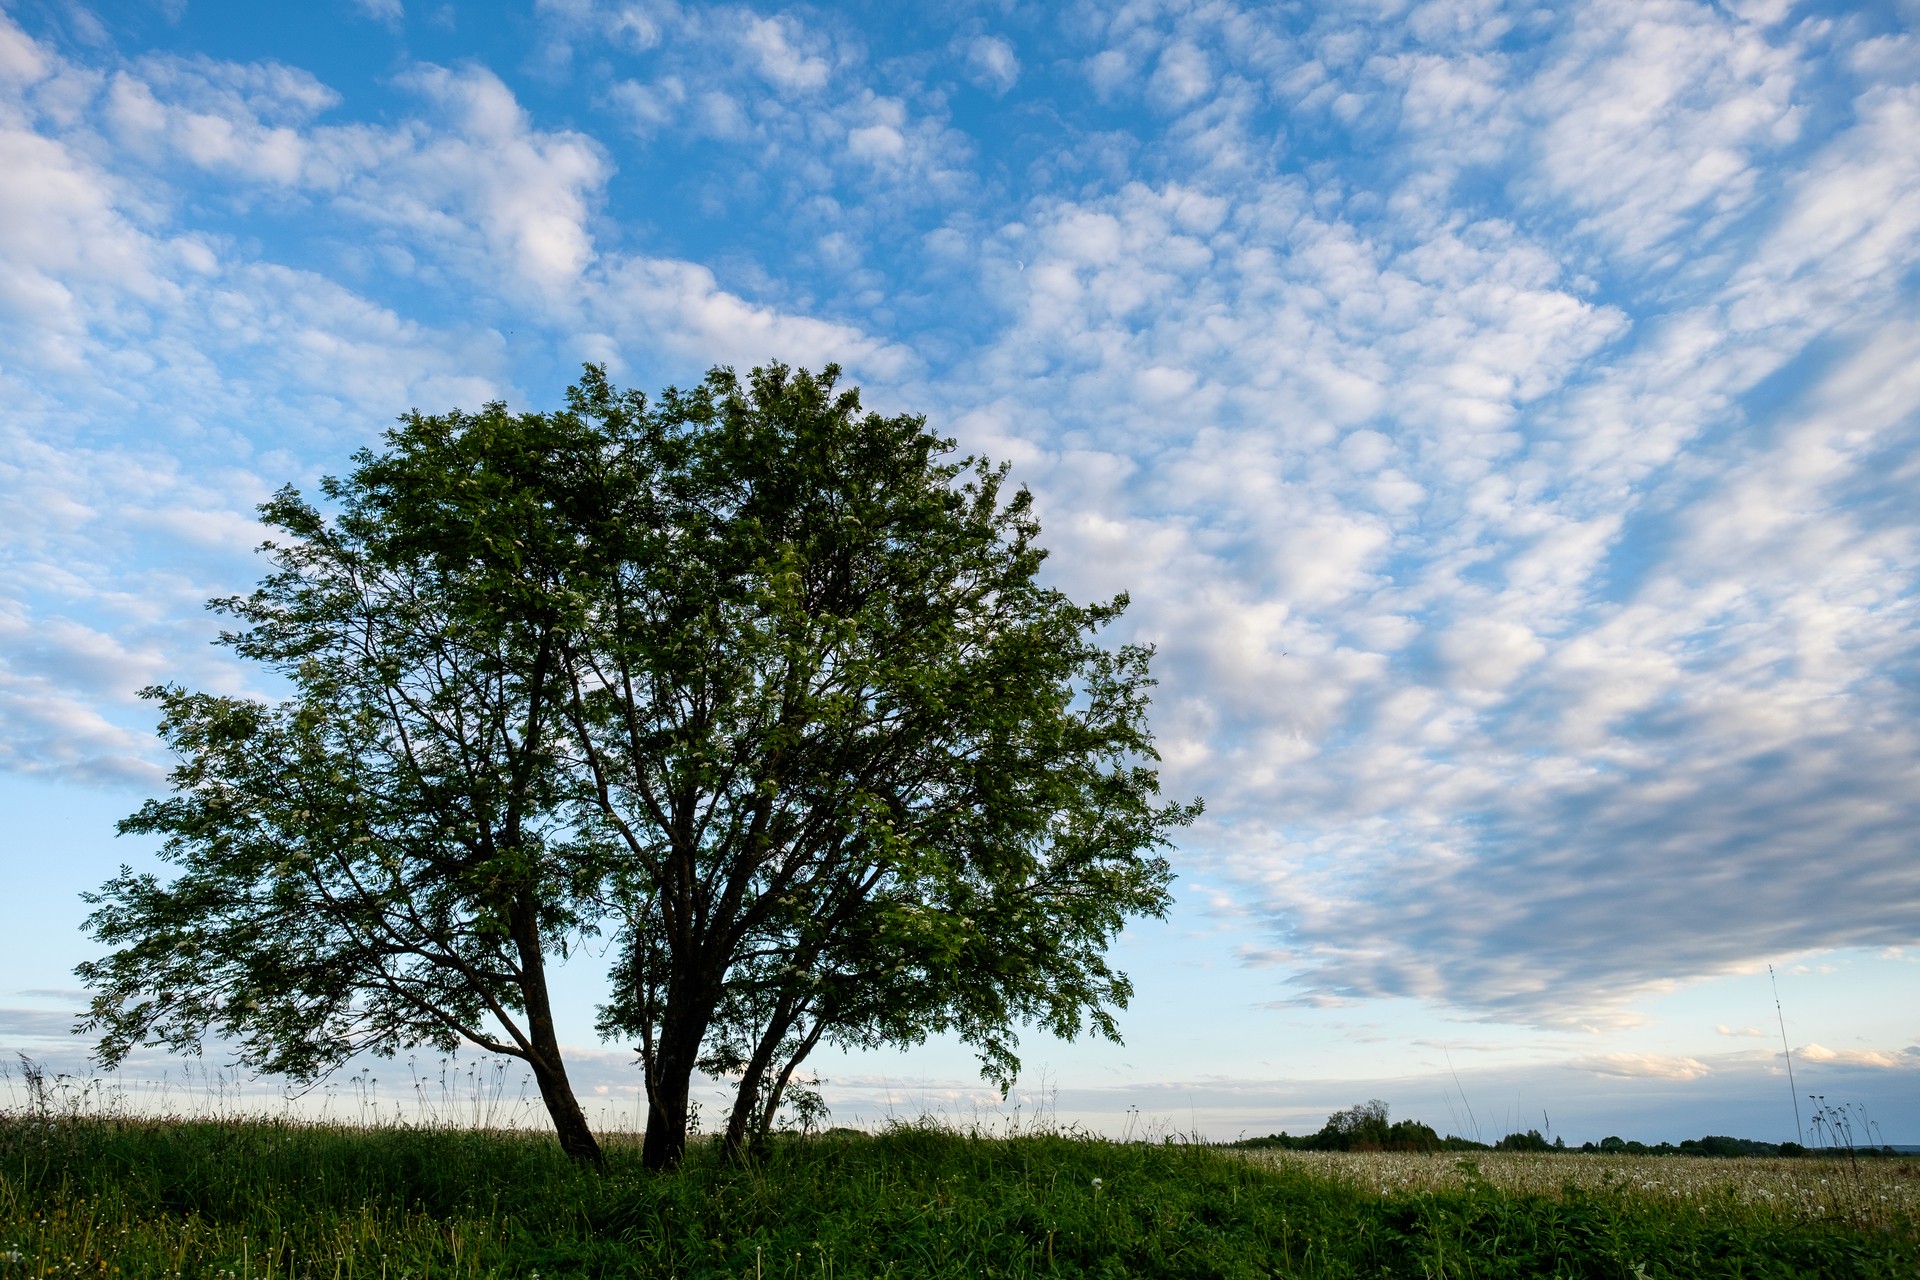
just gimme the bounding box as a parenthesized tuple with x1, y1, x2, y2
(528, 1048, 604, 1168)
(640, 1078, 688, 1170)
(640, 996, 714, 1170)
(753, 1020, 825, 1156)
(722, 1005, 795, 1161)
(640, 1032, 694, 1169)
(511, 896, 604, 1168)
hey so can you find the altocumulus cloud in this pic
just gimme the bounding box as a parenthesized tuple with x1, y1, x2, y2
(905, 0, 1920, 1029)
(0, 10, 906, 782)
(1, 0, 1917, 1038)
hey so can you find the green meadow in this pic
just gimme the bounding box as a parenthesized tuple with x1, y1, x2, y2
(3, 1114, 1915, 1279)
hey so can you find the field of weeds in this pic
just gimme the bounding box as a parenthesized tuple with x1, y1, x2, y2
(3, 1114, 1917, 1278)
(1240, 1149, 1920, 1229)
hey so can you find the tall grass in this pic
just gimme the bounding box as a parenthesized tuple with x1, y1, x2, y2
(2, 1107, 1914, 1278)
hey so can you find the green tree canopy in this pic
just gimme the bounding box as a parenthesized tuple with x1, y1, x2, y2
(563, 363, 1194, 1165)
(80, 403, 614, 1164)
(80, 360, 1195, 1172)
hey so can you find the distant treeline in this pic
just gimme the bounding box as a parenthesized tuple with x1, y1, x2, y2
(1229, 1100, 1893, 1157)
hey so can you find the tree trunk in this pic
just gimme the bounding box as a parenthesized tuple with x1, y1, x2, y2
(640, 1078, 688, 1170)
(721, 1067, 764, 1162)
(751, 1019, 826, 1158)
(640, 1040, 693, 1169)
(722, 1007, 794, 1161)
(528, 1051, 604, 1168)
(511, 897, 604, 1168)
(640, 1002, 712, 1170)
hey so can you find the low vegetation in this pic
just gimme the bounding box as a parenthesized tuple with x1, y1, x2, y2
(1229, 1099, 1845, 1158)
(1238, 1148, 1918, 1227)
(3, 1110, 1915, 1279)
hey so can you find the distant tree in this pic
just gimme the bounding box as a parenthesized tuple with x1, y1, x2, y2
(1252, 1104, 1451, 1153)
(1494, 1129, 1554, 1152)
(1233, 1111, 1459, 1153)
(1681, 1135, 1777, 1157)
(565, 363, 1195, 1168)
(1438, 1133, 1491, 1152)
(1312, 1099, 1392, 1150)
(1230, 1132, 1302, 1150)
(1385, 1119, 1441, 1152)
(78, 405, 612, 1166)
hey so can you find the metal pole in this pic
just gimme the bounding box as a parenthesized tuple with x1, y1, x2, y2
(1769, 964, 1803, 1144)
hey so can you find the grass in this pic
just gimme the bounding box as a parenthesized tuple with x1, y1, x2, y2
(1239, 1148, 1920, 1226)
(2, 1114, 1916, 1278)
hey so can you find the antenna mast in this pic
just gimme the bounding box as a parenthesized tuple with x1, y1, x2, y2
(1769, 964, 1803, 1144)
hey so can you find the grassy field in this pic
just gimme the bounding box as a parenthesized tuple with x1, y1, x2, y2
(2, 1114, 1915, 1279)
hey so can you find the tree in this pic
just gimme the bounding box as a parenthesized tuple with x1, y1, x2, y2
(78, 404, 612, 1165)
(558, 362, 1194, 1168)
(1494, 1128, 1555, 1152)
(1384, 1118, 1441, 1152)
(1313, 1100, 1392, 1150)
(80, 360, 1193, 1174)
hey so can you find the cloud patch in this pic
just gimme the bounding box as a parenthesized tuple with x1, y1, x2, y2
(1798, 1044, 1920, 1071)
(0, 13, 907, 790)
(1574, 1054, 1714, 1082)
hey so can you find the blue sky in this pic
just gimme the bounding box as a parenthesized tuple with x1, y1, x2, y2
(3, 0, 1918, 1144)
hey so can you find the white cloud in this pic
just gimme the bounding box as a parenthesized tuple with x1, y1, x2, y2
(532, 0, 669, 53)
(584, 254, 913, 379)
(879, 1, 1920, 1033)
(607, 74, 684, 132)
(1517, 0, 1804, 265)
(0, 15, 912, 791)
(0, 16, 50, 85)
(353, 0, 405, 28)
(1148, 42, 1212, 113)
(1727, 84, 1920, 332)
(1575, 1053, 1713, 1081)
(558, 0, 984, 235)
(1798, 1044, 1920, 1071)
(1433, 617, 1547, 694)
(741, 14, 830, 92)
(0, 668, 166, 786)
(406, 67, 603, 288)
(963, 35, 1019, 95)
(69, 54, 608, 296)
(1084, 48, 1132, 100)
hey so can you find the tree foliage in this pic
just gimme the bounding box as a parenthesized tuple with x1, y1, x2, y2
(1234, 1102, 1461, 1153)
(79, 406, 613, 1165)
(556, 362, 1193, 1166)
(79, 361, 1195, 1172)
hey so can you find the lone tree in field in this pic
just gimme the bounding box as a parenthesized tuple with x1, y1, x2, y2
(79, 408, 614, 1166)
(80, 361, 1193, 1172)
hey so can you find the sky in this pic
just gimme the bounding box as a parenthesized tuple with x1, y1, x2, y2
(2, 0, 1918, 1146)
